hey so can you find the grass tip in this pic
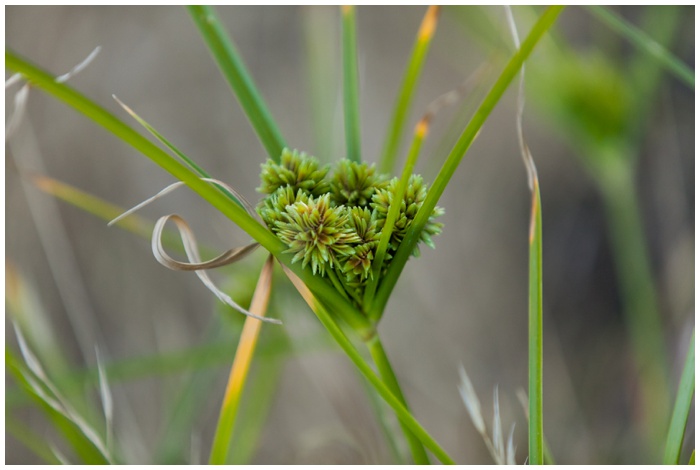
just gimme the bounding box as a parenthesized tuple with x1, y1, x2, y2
(418, 6, 440, 42)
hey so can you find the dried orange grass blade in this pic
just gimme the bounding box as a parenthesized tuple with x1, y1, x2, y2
(209, 255, 275, 464)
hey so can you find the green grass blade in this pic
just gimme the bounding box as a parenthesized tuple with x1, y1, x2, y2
(598, 158, 671, 447)
(342, 5, 361, 162)
(6, 49, 371, 339)
(366, 335, 429, 464)
(283, 268, 455, 464)
(303, 6, 339, 163)
(357, 374, 404, 463)
(527, 181, 544, 464)
(112, 96, 247, 209)
(378, 6, 440, 174)
(689, 450, 695, 465)
(663, 329, 695, 464)
(369, 6, 565, 319)
(187, 5, 286, 161)
(585, 5, 694, 89)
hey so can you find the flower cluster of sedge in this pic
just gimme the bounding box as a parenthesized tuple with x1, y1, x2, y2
(257, 148, 443, 303)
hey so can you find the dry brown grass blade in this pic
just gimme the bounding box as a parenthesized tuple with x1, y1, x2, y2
(151, 214, 279, 324)
(108, 178, 257, 227)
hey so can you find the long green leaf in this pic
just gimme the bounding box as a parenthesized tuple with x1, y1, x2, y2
(5, 49, 371, 339)
(378, 6, 440, 174)
(528, 181, 544, 464)
(112, 96, 247, 210)
(663, 329, 695, 464)
(365, 126, 426, 314)
(369, 6, 565, 318)
(187, 5, 286, 161)
(585, 5, 694, 89)
(303, 6, 339, 163)
(342, 5, 362, 162)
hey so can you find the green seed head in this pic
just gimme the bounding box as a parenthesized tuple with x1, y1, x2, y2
(274, 194, 361, 276)
(330, 159, 390, 207)
(257, 148, 443, 301)
(257, 185, 311, 230)
(258, 148, 330, 196)
(372, 175, 443, 254)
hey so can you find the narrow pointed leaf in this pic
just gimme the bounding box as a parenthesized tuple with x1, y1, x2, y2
(187, 6, 286, 160)
(663, 329, 695, 464)
(379, 6, 440, 174)
(342, 5, 362, 162)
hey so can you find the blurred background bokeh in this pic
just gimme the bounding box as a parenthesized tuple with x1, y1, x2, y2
(6, 5, 694, 464)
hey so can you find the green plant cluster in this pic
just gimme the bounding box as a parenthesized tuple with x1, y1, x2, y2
(257, 148, 443, 302)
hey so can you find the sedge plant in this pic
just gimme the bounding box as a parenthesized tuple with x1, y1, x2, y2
(7, 5, 566, 464)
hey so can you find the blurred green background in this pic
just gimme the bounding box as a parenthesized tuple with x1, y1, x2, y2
(6, 5, 694, 464)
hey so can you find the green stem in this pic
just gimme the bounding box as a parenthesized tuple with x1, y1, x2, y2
(303, 6, 339, 162)
(663, 329, 694, 464)
(369, 6, 565, 320)
(357, 374, 404, 464)
(597, 154, 670, 449)
(366, 335, 430, 464)
(366, 127, 425, 314)
(528, 181, 544, 464)
(188, 6, 286, 161)
(342, 5, 362, 162)
(282, 276, 455, 464)
(327, 268, 351, 302)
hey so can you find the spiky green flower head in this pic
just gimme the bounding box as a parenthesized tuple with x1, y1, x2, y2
(337, 206, 381, 283)
(274, 194, 361, 276)
(330, 159, 390, 207)
(371, 175, 444, 255)
(257, 185, 311, 230)
(340, 241, 376, 283)
(348, 206, 380, 245)
(258, 148, 330, 196)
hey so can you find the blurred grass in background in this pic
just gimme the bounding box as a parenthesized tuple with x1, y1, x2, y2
(6, 5, 694, 464)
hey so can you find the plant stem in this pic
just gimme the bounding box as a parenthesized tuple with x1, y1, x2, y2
(528, 179, 544, 464)
(366, 335, 430, 464)
(357, 374, 405, 464)
(209, 256, 274, 464)
(282, 267, 455, 464)
(663, 329, 694, 464)
(597, 154, 670, 449)
(342, 5, 362, 163)
(366, 125, 426, 315)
